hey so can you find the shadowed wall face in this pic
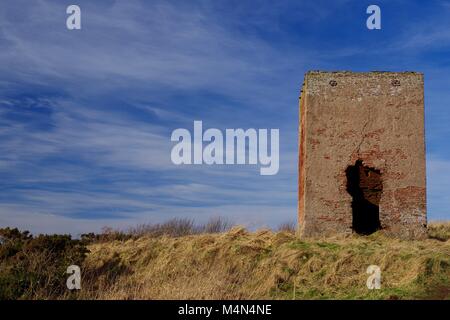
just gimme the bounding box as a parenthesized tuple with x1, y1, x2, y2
(298, 71, 427, 239)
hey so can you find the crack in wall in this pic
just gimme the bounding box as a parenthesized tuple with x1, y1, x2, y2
(355, 118, 370, 156)
(347, 106, 371, 166)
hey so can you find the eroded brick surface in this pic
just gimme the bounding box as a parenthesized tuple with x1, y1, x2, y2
(298, 71, 427, 239)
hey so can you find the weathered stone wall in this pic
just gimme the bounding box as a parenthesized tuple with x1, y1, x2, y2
(298, 71, 427, 239)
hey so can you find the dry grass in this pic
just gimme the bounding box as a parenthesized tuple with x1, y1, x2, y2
(277, 221, 297, 234)
(428, 221, 450, 242)
(71, 222, 450, 300)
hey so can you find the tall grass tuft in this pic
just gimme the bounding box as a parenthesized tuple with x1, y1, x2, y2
(277, 221, 297, 234)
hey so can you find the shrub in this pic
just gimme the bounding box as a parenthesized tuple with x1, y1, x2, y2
(200, 216, 234, 234)
(0, 228, 89, 299)
(128, 218, 196, 238)
(82, 217, 236, 243)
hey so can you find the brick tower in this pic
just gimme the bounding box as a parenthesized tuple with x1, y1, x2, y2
(298, 71, 427, 239)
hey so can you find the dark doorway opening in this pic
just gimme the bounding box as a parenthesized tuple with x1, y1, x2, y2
(346, 160, 382, 235)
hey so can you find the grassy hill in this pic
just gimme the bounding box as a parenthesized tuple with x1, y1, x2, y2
(1, 221, 449, 300)
(79, 222, 449, 299)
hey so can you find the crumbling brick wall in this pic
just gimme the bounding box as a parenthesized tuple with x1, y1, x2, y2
(298, 71, 427, 239)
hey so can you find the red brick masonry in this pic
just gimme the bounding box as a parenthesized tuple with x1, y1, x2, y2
(298, 71, 427, 239)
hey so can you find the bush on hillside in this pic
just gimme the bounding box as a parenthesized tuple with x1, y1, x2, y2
(0, 227, 89, 299)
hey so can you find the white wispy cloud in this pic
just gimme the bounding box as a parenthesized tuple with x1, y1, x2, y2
(0, 0, 312, 111)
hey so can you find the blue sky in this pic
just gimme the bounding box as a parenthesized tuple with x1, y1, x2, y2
(0, 0, 449, 235)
